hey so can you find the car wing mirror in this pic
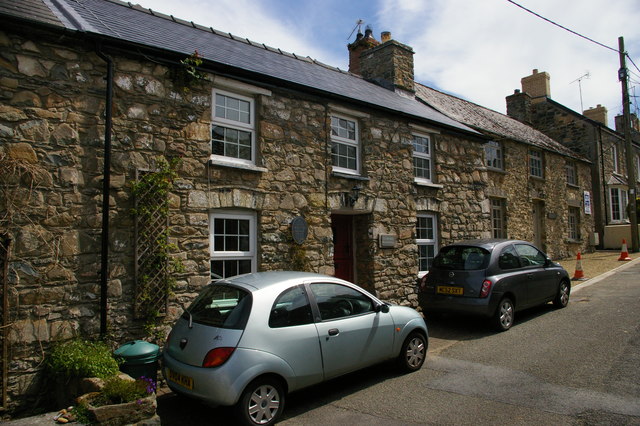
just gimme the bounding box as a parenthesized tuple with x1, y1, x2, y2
(375, 303, 390, 313)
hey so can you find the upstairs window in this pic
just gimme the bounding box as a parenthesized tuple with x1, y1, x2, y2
(485, 141, 503, 170)
(212, 90, 255, 165)
(612, 144, 619, 174)
(331, 115, 359, 174)
(529, 149, 543, 178)
(566, 161, 577, 186)
(413, 133, 432, 183)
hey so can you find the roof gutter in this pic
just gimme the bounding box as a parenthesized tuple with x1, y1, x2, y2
(95, 42, 113, 339)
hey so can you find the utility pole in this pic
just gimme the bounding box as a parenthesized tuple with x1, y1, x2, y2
(619, 36, 639, 252)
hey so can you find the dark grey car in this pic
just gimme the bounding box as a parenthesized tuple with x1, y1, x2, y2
(418, 239, 570, 331)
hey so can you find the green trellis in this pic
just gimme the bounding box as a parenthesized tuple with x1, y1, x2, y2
(132, 159, 179, 321)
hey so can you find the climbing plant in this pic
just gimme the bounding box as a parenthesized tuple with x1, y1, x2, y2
(172, 50, 204, 93)
(131, 157, 183, 333)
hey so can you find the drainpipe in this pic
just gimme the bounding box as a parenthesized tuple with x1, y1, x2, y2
(1, 236, 11, 410)
(96, 44, 113, 339)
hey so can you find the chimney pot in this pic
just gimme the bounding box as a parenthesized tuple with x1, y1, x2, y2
(381, 31, 391, 42)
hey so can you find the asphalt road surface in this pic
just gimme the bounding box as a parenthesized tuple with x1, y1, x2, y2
(156, 260, 640, 425)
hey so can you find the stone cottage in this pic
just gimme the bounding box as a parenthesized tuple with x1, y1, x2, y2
(416, 84, 594, 259)
(0, 0, 492, 413)
(506, 69, 640, 249)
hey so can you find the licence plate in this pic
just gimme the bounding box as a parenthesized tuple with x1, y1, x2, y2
(167, 368, 194, 390)
(436, 285, 463, 295)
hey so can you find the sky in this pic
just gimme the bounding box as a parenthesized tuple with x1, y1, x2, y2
(134, 0, 640, 128)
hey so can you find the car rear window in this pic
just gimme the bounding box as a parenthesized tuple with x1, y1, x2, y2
(184, 284, 252, 329)
(432, 246, 490, 270)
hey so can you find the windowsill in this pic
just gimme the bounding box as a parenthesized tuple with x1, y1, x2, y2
(331, 171, 370, 181)
(413, 180, 443, 189)
(529, 175, 545, 181)
(566, 183, 579, 189)
(486, 167, 506, 174)
(565, 239, 582, 244)
(208, 157, 268, 173)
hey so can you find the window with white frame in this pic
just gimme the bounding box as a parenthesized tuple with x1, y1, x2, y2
(485, 141, 503, 170)
(566, 161, 577, 186)
(529, 149, 543, 178)
(567, 207, 580, 241)
(210, 210, 256, 279)
(412, 133, 432, 182)
(417, 214, 437, 274)
(609, 187, 628, 222)
(331, 115, 359, 174)
(490, 198, 506, 238)
(612, 144, 619, 174)
(212, 89, 255, 165)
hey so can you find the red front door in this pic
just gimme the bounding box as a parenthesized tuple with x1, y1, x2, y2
(332, 215, 354, 282)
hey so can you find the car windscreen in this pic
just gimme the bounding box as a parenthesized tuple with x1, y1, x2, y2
(432, 246, 491, 271)
(184, 284, 252, 329)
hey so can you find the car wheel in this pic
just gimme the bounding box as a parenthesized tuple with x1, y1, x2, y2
(235, 377, 285, 426)
(398, 331, 427, 372)
(553, 280, 570, 308)
(494, 297, 514, 331)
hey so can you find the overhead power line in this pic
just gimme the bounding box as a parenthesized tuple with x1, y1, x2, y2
(506, 0, 618, 52)
(506, 0, 640, 74)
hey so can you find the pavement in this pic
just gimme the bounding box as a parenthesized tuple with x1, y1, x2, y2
(4, 251, 640, 426)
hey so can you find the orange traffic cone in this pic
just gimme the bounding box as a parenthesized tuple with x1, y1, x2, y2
(571, 252, 586, 280)
(618, 239, 632, 261)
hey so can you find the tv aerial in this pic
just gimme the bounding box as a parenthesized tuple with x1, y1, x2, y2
(570, 71, 590, 113)
(347, 19, 365, 40)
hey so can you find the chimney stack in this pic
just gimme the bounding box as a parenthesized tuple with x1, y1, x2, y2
(358, 32, 415, 94)
(521, 69, 551, 101)
(615, 113, 640, 132)
(348, 27, 380, 75)
(583, 104, 608, 126)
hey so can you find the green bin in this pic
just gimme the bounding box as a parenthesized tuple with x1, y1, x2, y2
(114, 340, 160, 383)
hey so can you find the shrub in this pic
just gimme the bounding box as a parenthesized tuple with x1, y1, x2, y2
(47, 338, 121, 379)
(90, 376, 156, 406)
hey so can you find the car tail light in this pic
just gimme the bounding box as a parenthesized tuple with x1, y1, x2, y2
(479, 280, 492, 298)
(202, 347, 235, 368)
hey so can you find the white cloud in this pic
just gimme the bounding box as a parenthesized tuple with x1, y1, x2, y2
(134, 0, 640, 126)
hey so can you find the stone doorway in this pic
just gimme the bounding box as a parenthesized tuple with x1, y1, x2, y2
(331, 215, 354, 282)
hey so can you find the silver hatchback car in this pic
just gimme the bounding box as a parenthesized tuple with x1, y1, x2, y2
(163, 271, 428, 425)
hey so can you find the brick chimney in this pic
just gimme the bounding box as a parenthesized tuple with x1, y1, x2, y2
(353, 30, 415, 94)
(348, 27, 380, 75)
(615, 113, 640, 132)
(506, 89, 533, 124)
(521, 69, 551, 101)
(583, 104, 608, 126)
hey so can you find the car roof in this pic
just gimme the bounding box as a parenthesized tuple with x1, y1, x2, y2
(214, 271, 342, 292)
(443, 239, 531, 251)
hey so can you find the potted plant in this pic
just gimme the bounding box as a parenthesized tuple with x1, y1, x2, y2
(75, 375, 157, 425)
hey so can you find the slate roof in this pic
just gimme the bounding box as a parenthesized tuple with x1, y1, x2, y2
(415, 83, 589, 162)
(0, 0, 479, 136)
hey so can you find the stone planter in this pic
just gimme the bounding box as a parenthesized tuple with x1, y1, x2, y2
(77, 391, 157, 426)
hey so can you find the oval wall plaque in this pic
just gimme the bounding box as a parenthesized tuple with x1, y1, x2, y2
(291, 216, 308, 244)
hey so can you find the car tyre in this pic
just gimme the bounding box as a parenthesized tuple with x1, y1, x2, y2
(493, 297, 514, 331)
(553, 280, 570, 308)
(235, 377, 285, 426)
(398, 331, 427, 372)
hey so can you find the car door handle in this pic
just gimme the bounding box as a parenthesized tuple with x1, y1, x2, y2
(328, 328, 339, 336)
(527, 273, 534, 279)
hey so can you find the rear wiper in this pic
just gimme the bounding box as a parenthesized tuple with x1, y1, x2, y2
(179, 300, 193, 328)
